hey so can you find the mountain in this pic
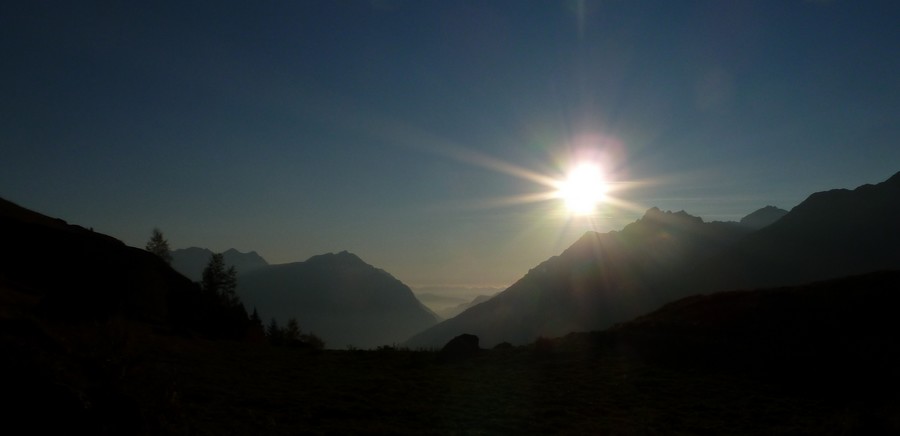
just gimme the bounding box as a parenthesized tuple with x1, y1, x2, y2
(407, 171, 900, 348)
(697, 171, 900, 291)
(238, 251, 439, 348)
(407, 207, 752, 348)
(171, 247, 268, 282)
(738, 205, 787, 230)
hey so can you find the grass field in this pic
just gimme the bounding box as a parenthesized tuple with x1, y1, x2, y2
(105, 333, 891, 435)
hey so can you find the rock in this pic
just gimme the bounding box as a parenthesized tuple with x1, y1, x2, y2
(438, 334, 480, 362)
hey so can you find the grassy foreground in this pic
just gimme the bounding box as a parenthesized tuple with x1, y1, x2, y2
(72, 332, 894, 435)
(3, 276, 899, 435)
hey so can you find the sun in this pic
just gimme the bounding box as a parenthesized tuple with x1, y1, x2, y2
(557, 163, 607, 215)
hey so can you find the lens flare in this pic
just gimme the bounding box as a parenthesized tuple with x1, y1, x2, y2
(557, 163, 607, 215)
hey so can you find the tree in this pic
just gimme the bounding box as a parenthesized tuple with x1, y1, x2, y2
(285, 317, 301, 343)
(266, 318, 284, 345)
(201, 253, 239, 307)
(250, 307, 262, 327)
(145, 228, 172, 264)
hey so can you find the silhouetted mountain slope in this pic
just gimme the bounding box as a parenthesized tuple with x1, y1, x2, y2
(575, 270, 900, 391)
(171, 247, 268, 282)
(407, 208, 751, 348)
(738, 205, 787, 230)
(407, 172, 900, 348)
(0, 197, 253, 337)
(239, 251, 439, 348)
(698, 171, 900, 291)
(0, 198, 261, 433)
(1, 198, 183, 323)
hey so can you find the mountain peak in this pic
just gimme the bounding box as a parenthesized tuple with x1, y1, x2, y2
(739, 205, 787, 230)
(639, 207, 704, 226)
(239, 250, 438, 348)
(305, 251, 367, 267)
(225, 247, 252, 255)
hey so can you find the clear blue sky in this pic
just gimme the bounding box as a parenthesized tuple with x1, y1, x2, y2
(2, 1, 898, 288)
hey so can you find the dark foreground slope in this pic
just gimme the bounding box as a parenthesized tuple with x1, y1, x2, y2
(566, 270, 900, 389)
(1, 197, 193, 327)
(6, 271, 898, 435)
(0, 198, 258, 434)
(408, 172, 900, 348)
(239, 252, 439, 348)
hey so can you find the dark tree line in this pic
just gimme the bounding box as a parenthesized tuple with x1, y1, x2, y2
(265, 316, 324, 350)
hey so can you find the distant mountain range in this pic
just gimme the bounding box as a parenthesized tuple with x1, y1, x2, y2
(238, 251, 440, 348)
(406, 171, 900, 348)
(171, 247, 269, 282)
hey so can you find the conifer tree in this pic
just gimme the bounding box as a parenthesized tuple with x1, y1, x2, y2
(250, 307, 262, 327)
(201, 253, 239, 307)
(286, 317, 301, 343)
(145, 228, 172, 264)
(266, 318, 283, 345)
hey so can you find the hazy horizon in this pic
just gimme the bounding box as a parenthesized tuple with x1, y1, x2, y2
(3, 1, 898, 289)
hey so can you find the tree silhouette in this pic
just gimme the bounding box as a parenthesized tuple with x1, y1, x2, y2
(201, 253, 239, 307)
(285, 317, 301, 343)
(145, 228, 172, 264)
(250, 307, 262, 326)
(266, 318, 284, 345)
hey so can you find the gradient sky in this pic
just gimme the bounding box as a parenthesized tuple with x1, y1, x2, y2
(2, 1, 899, 289)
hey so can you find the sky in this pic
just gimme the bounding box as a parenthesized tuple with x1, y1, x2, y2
(2, 1, 899, 290)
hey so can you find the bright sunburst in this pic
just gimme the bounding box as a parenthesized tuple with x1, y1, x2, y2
(557, 163, 607, 215)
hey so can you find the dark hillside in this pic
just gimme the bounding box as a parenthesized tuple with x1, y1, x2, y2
(1, 198, 181, 323)
(566, 270, 900, 393)
(0, 197, 253, 336)
(0, 198, 259, 433)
